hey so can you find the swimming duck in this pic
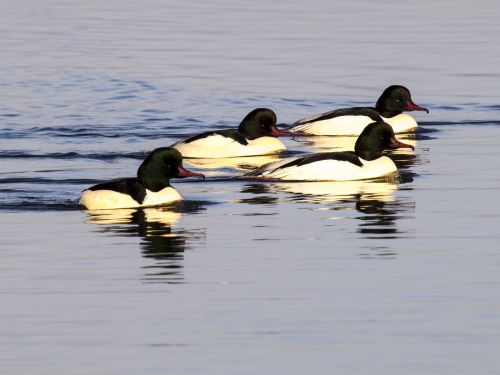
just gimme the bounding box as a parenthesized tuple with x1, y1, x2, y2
(172, 108, 289, 158)
(245, 121, 413, 181)
(80, 147, 204, 210)
(286, 85, 428, 135)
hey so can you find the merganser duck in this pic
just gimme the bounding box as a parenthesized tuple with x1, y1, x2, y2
(172, 108, 289, 158)
(80, 147, 204, 210)
(286, 85, 429, 135)
(245, 121, 413, 181)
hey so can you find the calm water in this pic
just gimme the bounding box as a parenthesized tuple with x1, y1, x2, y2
(2, 1, 500, 374)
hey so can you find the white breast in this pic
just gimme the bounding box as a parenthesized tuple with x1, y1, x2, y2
(382, 114, 418, 133)
(142, 187, 183, 207)
(253, 156, 397, 181)
(80, 187, 183, 210)
(289, 115, 375, 136)
(173, 135, 286, 158)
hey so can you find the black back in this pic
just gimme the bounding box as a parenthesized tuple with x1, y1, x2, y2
(181, 129, 248, 145)
(278, 151, 362, 169)
(375, 85, 413, 118)
(247, 151, 363, 177)
(290, 107, 381, 128)
(87, 178, 147, 204)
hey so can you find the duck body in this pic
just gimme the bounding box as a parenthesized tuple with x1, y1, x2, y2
(173, 108, 288, 158)
(246, 121, 413, 181)
(245, 152, 397, 181)
(80, 147, 204, 210)
(287, 107, 382, 136)
(173, 129, 286, 158)
(80, 178, 183, 210)
(286, 85, 428, 136)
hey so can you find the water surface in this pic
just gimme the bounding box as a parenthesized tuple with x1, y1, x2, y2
(1, 1, 500, 374)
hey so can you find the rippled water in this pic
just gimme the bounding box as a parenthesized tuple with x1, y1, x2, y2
(2, 1, 500, 374)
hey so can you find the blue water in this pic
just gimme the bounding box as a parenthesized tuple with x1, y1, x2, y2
(2, 1, 500, 374)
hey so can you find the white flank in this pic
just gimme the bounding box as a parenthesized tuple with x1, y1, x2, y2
(253, 156, 397, 181)
(382, 114, 418, 133)
(142, 187, 183, 206)
(80, 187, 183, 210)
(173, 135, 286, 158)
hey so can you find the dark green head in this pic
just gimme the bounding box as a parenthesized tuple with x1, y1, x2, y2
(355, 121, 414, 161)
(137, 147, 204, 192)
(238, 108, 287, 140)
(375, 85, 429, 118)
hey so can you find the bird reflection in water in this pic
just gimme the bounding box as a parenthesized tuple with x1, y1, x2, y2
(355, 194, 415, 258)
(84, 202, 207, 283)
(238, 183, 279, 205)
(355, 194, 414, 238)
(241, 175, 415, 256)
(267, 176, 399, 204)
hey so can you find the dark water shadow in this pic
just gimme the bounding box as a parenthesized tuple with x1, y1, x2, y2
(84, 201, 209, 284)
(388, 152, 425, 170)
(420, 119, 500, 126)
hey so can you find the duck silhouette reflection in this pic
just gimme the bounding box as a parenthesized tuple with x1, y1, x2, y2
(355, 196, 413, 239)
(266, 178, 399, 204)
(84, 202, 207, 283)
(240, 176, 415, 248)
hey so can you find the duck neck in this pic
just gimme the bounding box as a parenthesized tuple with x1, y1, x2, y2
(140, 178, 171, 192)
(375, 105, 402, 119)
(355, 149, 383, 161)
(238, 121, 261, 140)
(354, 139, 384, 161)
(137, 165, 172, 192)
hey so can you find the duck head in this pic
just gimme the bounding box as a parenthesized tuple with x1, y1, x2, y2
(375, 85, 429, 118)
(138, 147, 205, 191)
(355, 121, 414, 161)
(238, 108, 288, 140)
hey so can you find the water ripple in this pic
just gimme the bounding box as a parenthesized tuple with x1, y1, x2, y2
(0, 151, 147, 160)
